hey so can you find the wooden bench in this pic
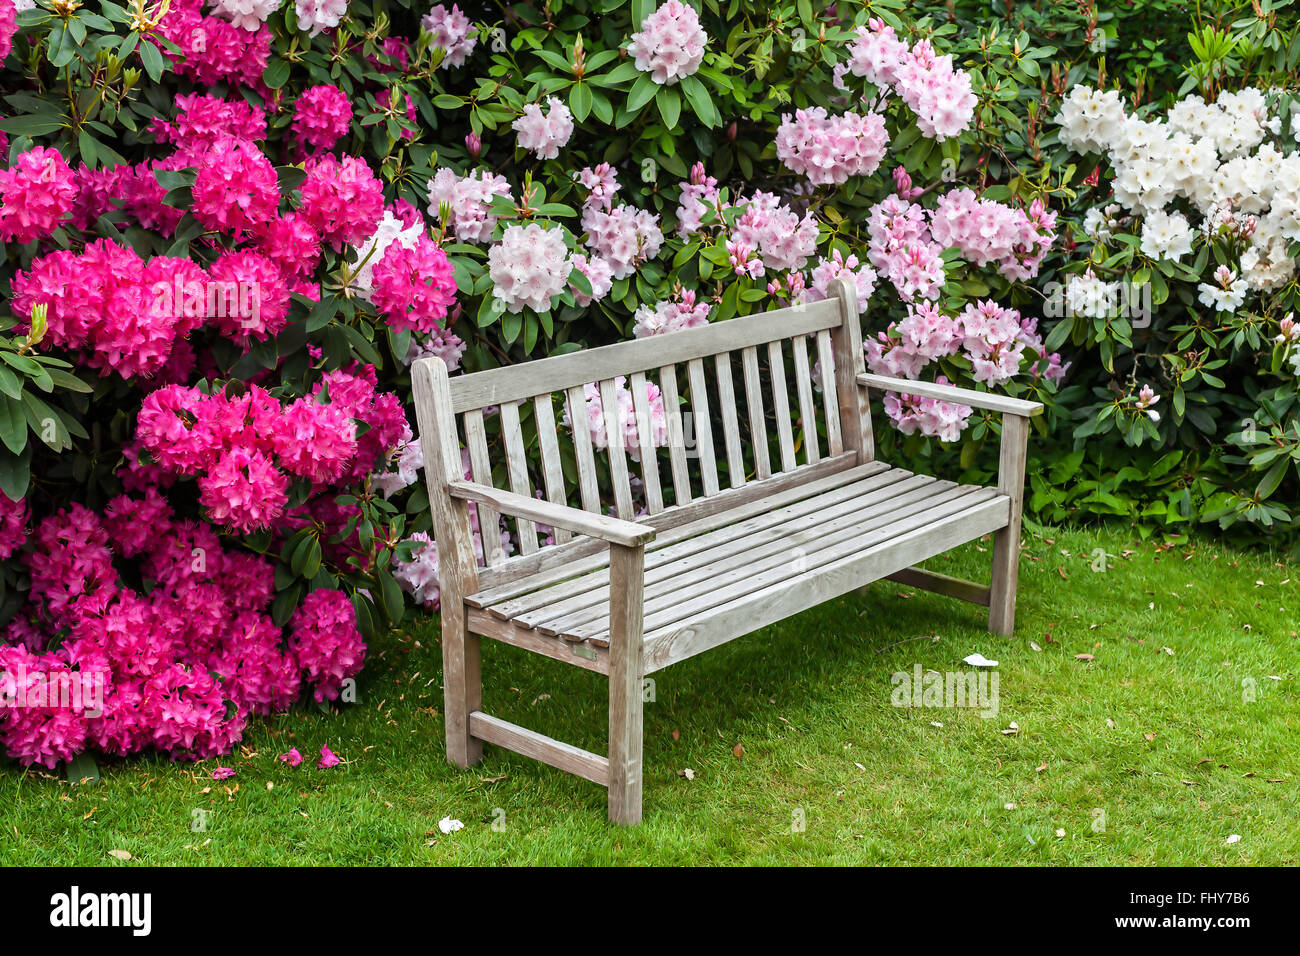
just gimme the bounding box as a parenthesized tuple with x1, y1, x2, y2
(411, 278, 1041, 824)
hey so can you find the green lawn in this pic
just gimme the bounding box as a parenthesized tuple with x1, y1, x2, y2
(2, 525, 1296, 866)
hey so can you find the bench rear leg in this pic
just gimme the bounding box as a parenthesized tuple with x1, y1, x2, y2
(988, 414, 1029, 636)
(443, 602, 483, 767)
(607, 543, 645, 825)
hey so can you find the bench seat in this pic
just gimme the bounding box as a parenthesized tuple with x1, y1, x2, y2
(465, 461, 1010, 670)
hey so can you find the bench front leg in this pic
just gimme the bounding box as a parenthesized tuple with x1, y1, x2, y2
(607, 542, 646, 825)
(989, 413, 1030, 635)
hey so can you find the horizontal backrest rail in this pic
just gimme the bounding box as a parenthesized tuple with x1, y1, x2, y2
(445, 298, 843, 413)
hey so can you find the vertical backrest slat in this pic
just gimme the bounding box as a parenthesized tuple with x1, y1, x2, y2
(532, 393, 571, 544)
(462, 408, 507, 567)
(565, 385, 602, 513)
(686, 358, 720, 496)
(741, 345, 771, 481)
(657, 364, 692, 506)
(713, 352, 745, 488)
(499, 401, 538, 554)
(599, 378, 635, 519)
(816, 329, 844, 456)
(767, 339, 797, 472)
(791, 335, 821, 464)
(830, 277, 874, 462)
(629, 371, 665, 514)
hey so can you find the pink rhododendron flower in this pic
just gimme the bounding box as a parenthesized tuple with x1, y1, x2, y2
(845, 19, 911, 87)
(292, 84, 353, 151)
(576, 163, 619, 211)
(317, 745, 341, 768)
(800, 249, 878, 313)
(512, 97, 574, 160)
(627, 0, 708, 85)
(198, 447, 290, 533)
(279, 747, 304, 766)
(0, 1, 15, 62)
(0, 146, 77, 244)
(150, 93, 267, 165)
(154, 0, 272, 89)
(422, 3, 477, 68)
(273, 396, 358, 484)
(0, 494, 28, 561)
(370, 233, 458, 334)
(206, 248, 292, 343)
(299, 153, 385, 249)
(289, 589, 365, 702)
(191, 137, 280, 237)
(212, 766, 237, 779)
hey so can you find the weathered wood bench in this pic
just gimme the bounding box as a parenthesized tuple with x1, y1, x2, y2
(412, 278, 1041, 824)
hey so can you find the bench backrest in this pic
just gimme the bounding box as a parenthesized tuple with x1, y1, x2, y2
(413, 278, 873, 586)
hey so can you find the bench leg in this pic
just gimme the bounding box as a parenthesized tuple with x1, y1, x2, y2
(988, 414, 1029, 636)
(607, 543, 645, 825)
(988, 526, 1020, 635)
(443, 602, 483, 768)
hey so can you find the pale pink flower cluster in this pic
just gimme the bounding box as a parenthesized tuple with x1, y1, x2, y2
(883, 379, 973, 443)
(866, 196, 946, 301)
(512, 97, 574, 160)
(864, 299, 1063, 439)
(799, 249, 878, 314)
(845, 20, 975, 141)
(627, 0, 708, 85)
(775, 107, 890, 186)
(582, 203, 665, 279)
(576, 163, 620, 211)
(632, 289, 711, 338)
(488, 223, 572, 313)
(427, 167, 512, 242)
(295, 0, 350, 36)
(208, 0, 282, 31)
(929, 188, 1057, 280)
(422, 3, 477, 68)
(570, 252, 614, 306)
(564, 376, 668, 460)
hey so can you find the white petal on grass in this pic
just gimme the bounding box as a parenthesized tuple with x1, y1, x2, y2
(438, 816, 465, 835)
(963, 652, 999, 668)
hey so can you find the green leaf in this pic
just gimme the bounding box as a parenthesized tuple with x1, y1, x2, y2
(263, 57, 292, 89)
(627, 73, 658, 113)
(657, 86, 681, 128)
(0, 447, 31, 501)
(0, 396, 26, 455)
(138, 39, 165, 82)
(569, 81, 593, 122)
(65, 753, 100, 787)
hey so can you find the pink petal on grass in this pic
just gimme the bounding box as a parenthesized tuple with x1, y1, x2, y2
(211, 767, 237, 780)
(278, 747, 303, 767)
(317, 746, 341, 769)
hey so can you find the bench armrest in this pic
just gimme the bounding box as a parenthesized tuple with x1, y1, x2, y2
(448, 480, 657, 548)
(858, 373, 1044, 418)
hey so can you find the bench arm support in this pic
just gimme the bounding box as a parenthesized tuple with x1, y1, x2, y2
(857, 373, 1044, 418)
(448, 480, 657, 548)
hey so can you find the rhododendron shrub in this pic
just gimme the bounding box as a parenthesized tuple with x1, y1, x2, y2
(0, 0, 1073, 769)
(1051, 82, 1300, 537)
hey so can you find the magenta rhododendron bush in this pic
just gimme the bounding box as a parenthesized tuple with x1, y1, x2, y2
(0, 0, 1074, 770)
